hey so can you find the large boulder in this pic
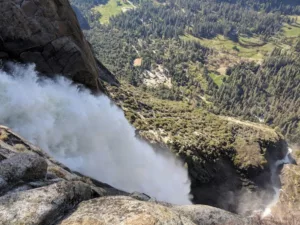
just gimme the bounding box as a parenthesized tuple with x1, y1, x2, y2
(59, 196, 196, 225)
(0, 0, 118, 92)
(0, 153, 47, 183)
(59, 196, 250, 225)
(0, 153, 47, 195)
(0, 181, 92, 225)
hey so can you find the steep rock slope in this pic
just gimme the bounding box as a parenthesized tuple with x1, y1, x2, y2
(107, 84, 289, 214)
(0, 0, 118, 91)
(0, 125, 249, 225)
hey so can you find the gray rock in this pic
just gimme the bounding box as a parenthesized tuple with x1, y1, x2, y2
(0, 0, 118, 92)
(0, 148, 9, 161)
(0, 153, 47, 183)
(0, 181, 92, 225)
(59, 195, 253, 225)
(59, 196, 196, 225)
(0, 177, 7, 190)
(172, 205, 250, 225)
(5, 184, 32, 194)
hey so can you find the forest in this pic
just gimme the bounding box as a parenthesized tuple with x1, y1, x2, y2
(109, 0, 288, 40)
(217, 0, 300, 15)
(70, 0, 300, 143)
(212, 49, 300, 143)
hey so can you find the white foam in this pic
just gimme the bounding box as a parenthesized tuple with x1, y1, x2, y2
(0, 63, 191, 205)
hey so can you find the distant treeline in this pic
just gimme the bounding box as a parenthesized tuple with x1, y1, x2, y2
(110, 0, 288, 41)
(217, 0, 300, 15)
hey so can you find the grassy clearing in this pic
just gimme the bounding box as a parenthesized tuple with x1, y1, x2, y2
(209, 72, 227, 87)
(180, 34, 275, 61)
(282, 23, 300, 37)
(288, 15, 300, 23)
(276, 22, 300, 48)
(239, 36, 265, 45)
(93, 0, 135, 24)
(180, 26, 299, 77)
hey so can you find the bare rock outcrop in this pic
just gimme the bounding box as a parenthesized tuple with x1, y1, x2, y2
(0, 153, 47, 195)
(59, 196, 196, 225)
(0, 181, 92, 225)
(0, 0, 118, 92)
(0, 125, 251, 224)
(59, 196, 250, 225)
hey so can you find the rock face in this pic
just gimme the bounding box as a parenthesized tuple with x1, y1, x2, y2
(0, 0, 118, 92)
(0, 125, 250, 224)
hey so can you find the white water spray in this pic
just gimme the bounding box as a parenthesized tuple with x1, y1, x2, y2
(262, 147, 294, 218)
(0, 63, 191, 204)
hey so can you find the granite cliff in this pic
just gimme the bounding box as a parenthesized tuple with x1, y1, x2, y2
(0, 0, 297, 224)
(0, 0, 118, 92)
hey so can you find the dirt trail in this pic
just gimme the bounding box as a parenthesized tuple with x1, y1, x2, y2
(220, 116, 276, 133)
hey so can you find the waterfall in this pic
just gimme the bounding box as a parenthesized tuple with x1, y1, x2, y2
(0, 63, 191, 205)
(262, 147, 294, 218)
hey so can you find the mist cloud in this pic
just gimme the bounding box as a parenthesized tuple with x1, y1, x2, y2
(0, 63, 191, 205)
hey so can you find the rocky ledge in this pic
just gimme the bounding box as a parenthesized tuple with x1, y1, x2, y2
(0, 125, 251, 225)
